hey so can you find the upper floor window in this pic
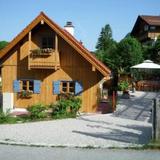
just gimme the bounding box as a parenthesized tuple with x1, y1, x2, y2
(144, 25, 149, 31)
(150, 26, 156, 30)
(42, 37, 53, 49)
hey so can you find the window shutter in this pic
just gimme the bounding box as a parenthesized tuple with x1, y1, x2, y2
(53, 81, 60, 94)
(75, 81, 83, 95)
(13, 80, 20, 93)
(34, 80, 41, 94)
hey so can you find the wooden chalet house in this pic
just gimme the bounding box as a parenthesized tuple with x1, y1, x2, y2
(131, 15, 160, 44)
(0, 12, 111, 113)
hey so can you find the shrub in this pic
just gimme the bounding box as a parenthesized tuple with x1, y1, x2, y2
(50, 99, 69, 116)
(0, 110, 22, 124)
(0, 110, 10, 123)
(118, 81, 129, 91)
(27, 103, 48, 119)
(50, 94, 81, 118)
(69, 96, 81, 114)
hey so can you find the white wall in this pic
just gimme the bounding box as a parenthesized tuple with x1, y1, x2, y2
(3, 92, 14, 113)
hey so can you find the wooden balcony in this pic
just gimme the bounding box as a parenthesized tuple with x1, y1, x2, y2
(28, 48, 60, 70)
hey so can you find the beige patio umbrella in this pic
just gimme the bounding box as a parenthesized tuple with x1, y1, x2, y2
(131, 60, 160, 69)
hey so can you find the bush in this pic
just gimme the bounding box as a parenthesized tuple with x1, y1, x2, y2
(0, 110, 10, 123)
(50, 94, 81, 118)
(69, 96, 81, 114)
(0, 110, 22, 124)
(118, 81, 129, 91)
(27, 103, 48, 119)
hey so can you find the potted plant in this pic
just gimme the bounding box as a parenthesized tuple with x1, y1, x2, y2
(118, 81, 130, 98)
(19, 90, 33, 98)
(31, 48, 54, 56)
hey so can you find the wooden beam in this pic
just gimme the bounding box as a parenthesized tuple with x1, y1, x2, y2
(92, 65, 96, 72)
(41, 20, 44, 25)
(55, 34, 58, 52)
(28, 31, 31, 70)
(55, 34, 59, 69)
(28, 31, 31, 51)
(54, 66, 57, 70)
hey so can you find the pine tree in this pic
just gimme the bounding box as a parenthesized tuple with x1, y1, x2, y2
(96, 24, 113, 51)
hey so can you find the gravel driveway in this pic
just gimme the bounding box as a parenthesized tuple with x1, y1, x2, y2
(0, 91, 159, 148)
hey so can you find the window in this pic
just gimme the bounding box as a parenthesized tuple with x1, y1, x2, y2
(53, 80, 83, 95)
(21, 80, 34, 92)
(144, 25, 149, 31)
(29, 81, 34, 91)
(69, 82, 75, 93)
(150, 26, 156, 30)
(13, 80, 41, 94)
(62, 82, 67, 93)
(42, 37, 53, 49)
(61, 81, 75, 94)
(22, 81, 27, 91)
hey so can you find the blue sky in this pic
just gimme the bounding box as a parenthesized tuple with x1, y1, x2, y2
(0, 0, 160, 51)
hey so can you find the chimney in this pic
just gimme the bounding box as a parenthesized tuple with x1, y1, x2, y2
(64, 21, 74, 36)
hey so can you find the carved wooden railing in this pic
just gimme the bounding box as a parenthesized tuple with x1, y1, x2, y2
(28, 48, 60, 70)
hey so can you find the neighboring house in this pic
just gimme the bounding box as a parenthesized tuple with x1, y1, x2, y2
(131, 15, 160, 44)
(0, 12, 111, 113)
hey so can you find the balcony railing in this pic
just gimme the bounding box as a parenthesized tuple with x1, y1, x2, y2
(30, 48, 54, 56)
(28, 48, 60, 70)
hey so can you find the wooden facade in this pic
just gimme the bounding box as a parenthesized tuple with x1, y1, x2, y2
(131, 15, 160, 43)
(0, 12, 111, 113)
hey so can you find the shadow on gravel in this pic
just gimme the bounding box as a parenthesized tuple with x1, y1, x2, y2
(112, 91, 159, 121)
(73, 124, 152, 144)
(78, 117, 113, 125)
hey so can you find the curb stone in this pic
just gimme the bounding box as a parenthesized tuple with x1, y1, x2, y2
(0, 140, 143, 149)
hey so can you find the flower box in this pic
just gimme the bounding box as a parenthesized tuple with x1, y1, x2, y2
(31, 48, 54, 56)
(19, 90, 33, 98)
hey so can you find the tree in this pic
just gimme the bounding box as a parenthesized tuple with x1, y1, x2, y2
(96, 24, 113, 51)
(95, 24, 117, 68)
(95, 25, 143, 88)
(116, 36, 143, 72)
(0, 41, 8, 50)
(153, 36, 160, 63)
(142, 36, 160, 64)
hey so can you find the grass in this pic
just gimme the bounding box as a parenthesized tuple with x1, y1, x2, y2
(142, 140, 160, 150)
(0, 111, 78, 125)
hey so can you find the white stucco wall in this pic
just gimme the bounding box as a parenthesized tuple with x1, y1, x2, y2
(3, 92, 14, 113)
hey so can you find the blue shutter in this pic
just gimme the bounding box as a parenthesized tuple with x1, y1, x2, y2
(34, 80, 41, 94)
(53, 81, 60, 94)
(13, 80, 20, 93)
(75, 81, 83, 95)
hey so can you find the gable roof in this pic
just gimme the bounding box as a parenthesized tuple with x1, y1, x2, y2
(140, 15, 160, 26)
(131, 15, 160, 35)
(0, 12, 111, 77)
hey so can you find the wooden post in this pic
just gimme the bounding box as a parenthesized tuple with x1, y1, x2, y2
(112, 91, 116, 112)
(41, 20, 44, 25)
(152, 98, 160, 140)
(28, 31, 31, 70)
(55, 34, 58, 52)
(55, 34, 58, 70)
(92, 65, 96, 72)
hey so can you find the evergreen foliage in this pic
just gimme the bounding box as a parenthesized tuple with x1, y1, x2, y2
(0, 41, 8, 50)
